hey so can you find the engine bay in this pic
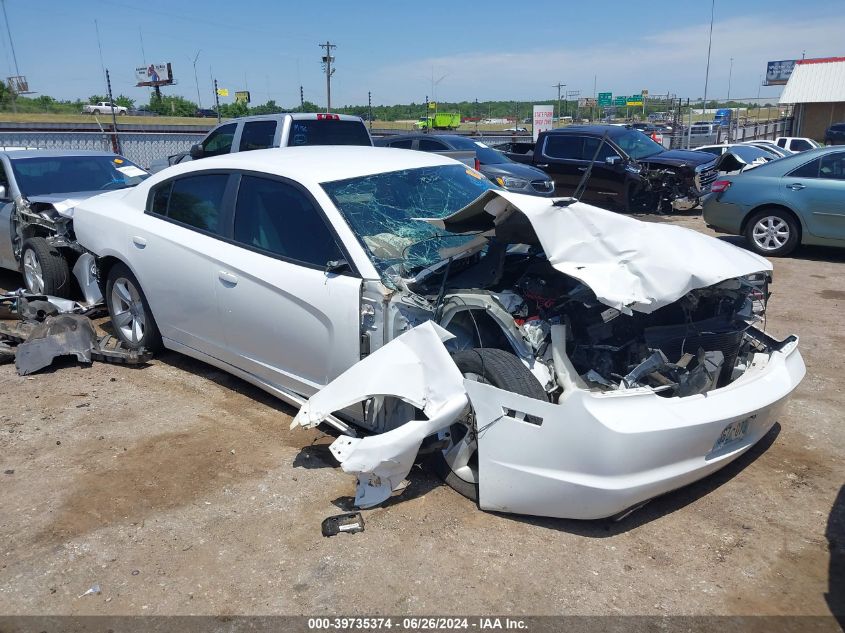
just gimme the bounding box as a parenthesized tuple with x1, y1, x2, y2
(406, 243, 770, 400)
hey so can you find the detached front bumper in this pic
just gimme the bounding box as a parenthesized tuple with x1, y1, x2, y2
(469, 337, 805, 520)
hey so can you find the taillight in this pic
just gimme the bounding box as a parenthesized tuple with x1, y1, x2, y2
(711, 180, 732, 193)
(474, 157, 481, 171)
(317, 113, 340, 120)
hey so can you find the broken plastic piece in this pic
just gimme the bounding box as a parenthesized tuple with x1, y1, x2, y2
(321, 512, 364, 537)
(78, 583, 101, 598)
(15, 314, 98, 375)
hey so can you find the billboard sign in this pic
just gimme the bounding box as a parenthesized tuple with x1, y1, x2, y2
(578, 98, 597, 108)
(135, 63, 173, 87)
(598, 92, 612, 107)
(235, 91, 250, 104)
(532, 105, 554, 141)
(765, 60, 796, 86)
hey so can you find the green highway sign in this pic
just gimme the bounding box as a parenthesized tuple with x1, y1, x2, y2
(614, 96, 627, 106)
(598, 92, 612, 107)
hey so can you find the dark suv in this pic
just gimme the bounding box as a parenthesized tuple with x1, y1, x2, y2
(505, 125, 718, 212)
(825, 123, 845, 146)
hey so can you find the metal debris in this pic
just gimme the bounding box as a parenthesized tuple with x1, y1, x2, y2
(321, 512, 365, 537)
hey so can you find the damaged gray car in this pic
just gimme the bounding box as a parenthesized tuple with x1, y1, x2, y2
(0, 150, 149, 297)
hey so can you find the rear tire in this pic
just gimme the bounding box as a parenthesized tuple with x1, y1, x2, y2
(20, 237, 72, 297)
(428, 348, 548, 501)
(744, 207, 799, 257)
(105, 262, 162, 351)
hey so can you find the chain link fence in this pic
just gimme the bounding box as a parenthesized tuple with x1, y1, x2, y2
(0, 130, 206, 169)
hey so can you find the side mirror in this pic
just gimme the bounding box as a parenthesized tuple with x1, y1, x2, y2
(325, 259, 351, 274)
(605, 156, 622, 166)
(0, 185, 7, 200)
(189, 144, 204, 159)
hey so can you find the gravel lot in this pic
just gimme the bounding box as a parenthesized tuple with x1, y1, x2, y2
(0, 212, 842, 619)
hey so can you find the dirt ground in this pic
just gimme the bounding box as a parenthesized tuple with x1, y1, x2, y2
(0, 213, 842, 619)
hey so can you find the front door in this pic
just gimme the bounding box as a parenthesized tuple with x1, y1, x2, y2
(213, 174, 362, 397)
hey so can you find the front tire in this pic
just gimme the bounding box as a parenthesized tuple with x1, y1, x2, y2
(429, 348, 548, 501)
(744, 207, 799, 256)
(20, 237, 71, 297)
(105, 262, 162, 351)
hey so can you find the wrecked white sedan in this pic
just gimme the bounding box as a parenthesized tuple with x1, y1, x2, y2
(72, 147, 805, 520)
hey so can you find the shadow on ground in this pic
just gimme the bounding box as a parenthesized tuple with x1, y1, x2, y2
(826, 485, 845, 625)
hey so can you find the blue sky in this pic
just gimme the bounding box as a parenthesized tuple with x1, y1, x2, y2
(2, 0, 842, 107)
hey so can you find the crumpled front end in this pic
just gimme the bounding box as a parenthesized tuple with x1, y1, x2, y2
(290, 190, 805, 519)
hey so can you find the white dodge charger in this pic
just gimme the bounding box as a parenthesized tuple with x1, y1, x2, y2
(72, 146, 805, 520)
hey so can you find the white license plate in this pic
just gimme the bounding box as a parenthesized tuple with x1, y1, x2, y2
(713, 415, 755, 451)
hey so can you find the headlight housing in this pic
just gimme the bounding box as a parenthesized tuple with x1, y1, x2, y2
(495, 176, 528, 189)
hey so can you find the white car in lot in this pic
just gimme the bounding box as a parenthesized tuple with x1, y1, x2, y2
(71, 147, 805, 520)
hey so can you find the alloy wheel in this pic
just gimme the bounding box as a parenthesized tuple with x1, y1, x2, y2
(110, 277, 146, 345)
(751, 215, 790, 251)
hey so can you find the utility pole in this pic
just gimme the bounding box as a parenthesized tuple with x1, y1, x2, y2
(552, 82, 565, 127)
(424, 95, 429, 133)
(300, 85, 304, 109)
(213, 78, 221, 124)
(368, 90, 372, 131)
(1, 0, 19, 113)
(474, 98, 479, 134)
(105, 70, 121, 154)
(701, 0, 715, 121)
(319, 41, 336, 112)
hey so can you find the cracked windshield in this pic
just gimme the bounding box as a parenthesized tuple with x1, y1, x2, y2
(322, 164, 495, 275)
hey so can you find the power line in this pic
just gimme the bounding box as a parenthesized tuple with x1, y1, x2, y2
(1, 0, 19, 76)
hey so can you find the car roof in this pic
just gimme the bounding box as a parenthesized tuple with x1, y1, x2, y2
(728, 146, 844, 176)
(1, 149, 126, 160)
(140, 146, 456, 189)
(216, 112, 364, 125)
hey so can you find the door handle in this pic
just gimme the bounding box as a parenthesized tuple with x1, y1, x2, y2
(787, 183, 806, 191)
(536, 163, 549, 168)
(577, 167, 588, 171)
(132, 236, 147, 248)
(218, 271, 238, 286)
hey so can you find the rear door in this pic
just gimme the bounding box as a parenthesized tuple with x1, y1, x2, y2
(782, 152, 845, 240)
(538, 134, 584, 196)
(129, 172, 235, 357)
(213, 173, 362, 396)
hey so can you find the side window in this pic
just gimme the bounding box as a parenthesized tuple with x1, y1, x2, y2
(418, 139, 449, 151)
(788, 158, 820, 179)
(776, 138, 786, 148)
(202, 123, 237, 157)
(819, 153, 845, 180)
(239, 120, 277, 152)
(150, 181, 172, 215)
(166, 174, 229, 233)
(583, 137, 620, 162)
(0, 163, 10, 197)
(542, 135, 584, 160)
(233, 175, 344, 268)
(791, 139, 812, 152)
(388, 139, 414, 149)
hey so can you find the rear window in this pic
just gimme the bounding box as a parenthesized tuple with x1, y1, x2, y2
(286, 120, 371, 147)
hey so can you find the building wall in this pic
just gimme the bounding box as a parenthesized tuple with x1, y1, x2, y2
(796, 102, 845, 140)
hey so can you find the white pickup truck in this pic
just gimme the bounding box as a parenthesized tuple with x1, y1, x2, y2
(82, 102, 127, 116)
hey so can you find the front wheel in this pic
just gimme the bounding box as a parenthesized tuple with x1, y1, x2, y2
(428, 348, 548, 501)
(105, 262, 162, 351)
(744, 208, 799, 256)
(20, 237, 71, 297)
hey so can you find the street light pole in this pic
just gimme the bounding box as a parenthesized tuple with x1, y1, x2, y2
(727, 57, 733, 103)
(190, 50, 203, 109)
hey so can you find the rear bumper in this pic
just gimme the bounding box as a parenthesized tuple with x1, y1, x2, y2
(702, 198, 746, 234)
(470, 336, 805, 520)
